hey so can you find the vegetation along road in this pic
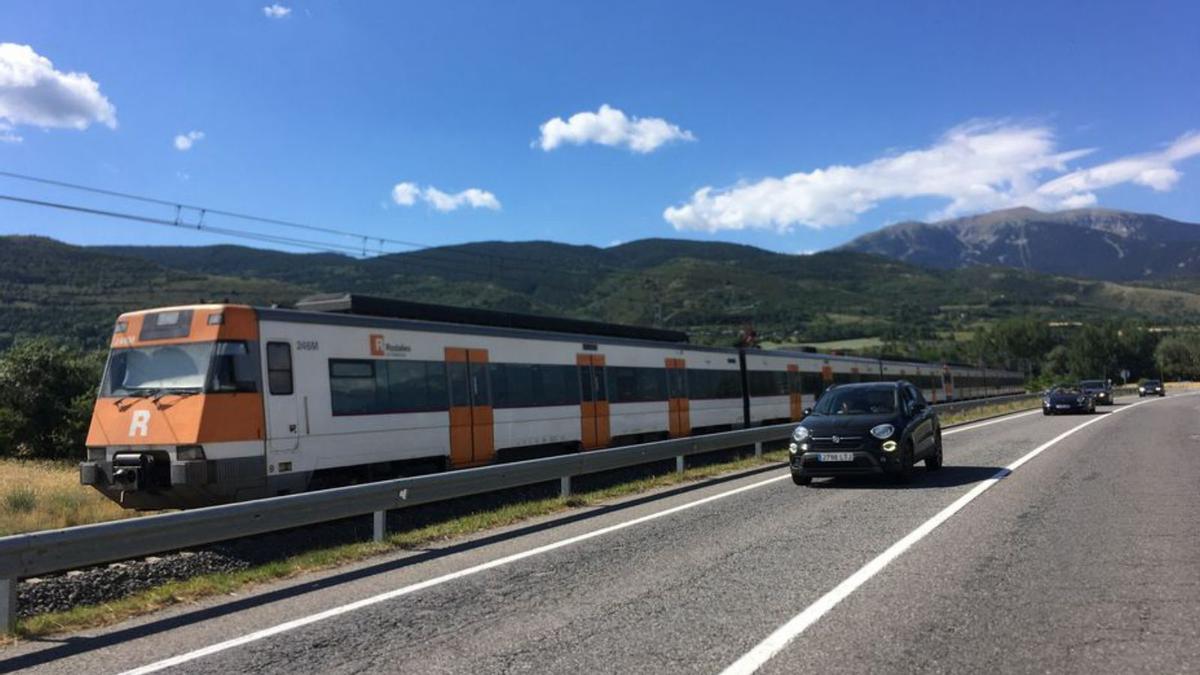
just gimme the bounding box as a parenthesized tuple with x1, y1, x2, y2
(3, 392, 1196, 674)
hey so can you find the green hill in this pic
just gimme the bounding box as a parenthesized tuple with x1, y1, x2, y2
(7, 235, 1200, 358)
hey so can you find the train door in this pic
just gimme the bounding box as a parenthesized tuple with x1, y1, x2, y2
(446, 347, 494, 467)
(665, 358, 691, 437)
(821, 364, 834, 391)
(786, 364, 803, 420)
(577, 354, 610, 449)
(942, 365, 953, 401)
(264, 341, 299, 452)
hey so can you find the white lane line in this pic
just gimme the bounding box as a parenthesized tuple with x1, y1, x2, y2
(944, 408, 1041, 436)
(120, 473, 791, 675)
(720, 395, 1171, 675)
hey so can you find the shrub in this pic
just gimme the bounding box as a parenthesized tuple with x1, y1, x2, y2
(0, 339, 105, 460)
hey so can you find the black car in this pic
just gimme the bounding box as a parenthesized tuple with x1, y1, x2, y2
(1138, 379, 1166, 397)
(789, 381, 942, 485)
(1078, 379, 1113, 405)
(1042, 386, 1095, 415)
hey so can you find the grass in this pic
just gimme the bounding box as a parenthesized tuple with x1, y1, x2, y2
(1, 394, 1069, 641)
(0, 460, 136, 536)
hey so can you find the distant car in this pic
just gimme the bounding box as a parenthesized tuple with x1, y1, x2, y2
(1043, 386, 1095, 415)
(1138, 379, 1166, 397)
(1078, 379, 1113, 405)
(788, 381, 942, 486)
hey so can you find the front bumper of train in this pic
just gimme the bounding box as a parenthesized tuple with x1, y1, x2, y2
(80, 447, 265, 510)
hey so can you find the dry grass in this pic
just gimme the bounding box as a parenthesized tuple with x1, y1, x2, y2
(0, 460, 134, 536)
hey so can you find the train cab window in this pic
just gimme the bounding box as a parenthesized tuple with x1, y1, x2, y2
(210, 341, 259, 393)
(266, 342, 293, 395)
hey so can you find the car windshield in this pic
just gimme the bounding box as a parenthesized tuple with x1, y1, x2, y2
(1052, 386, 1081, 394)
(1142, 380, 1161, 385)
(813, 386, 896, 415)
(1078, 380, 1105, 389)
(100, 341, 258, 395)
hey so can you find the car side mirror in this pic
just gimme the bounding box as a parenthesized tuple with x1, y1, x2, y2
(802, 407, 812, 416)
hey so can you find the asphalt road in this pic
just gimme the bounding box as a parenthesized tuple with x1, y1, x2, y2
(4, 393, 1196, 674)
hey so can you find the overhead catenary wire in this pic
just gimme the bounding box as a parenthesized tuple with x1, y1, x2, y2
(0, 193, 628, 291)
(0, 170, 608, 273)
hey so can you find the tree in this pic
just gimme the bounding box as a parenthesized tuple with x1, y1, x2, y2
(0, 339, 105, 460)
(1154, 336, 1200, 381)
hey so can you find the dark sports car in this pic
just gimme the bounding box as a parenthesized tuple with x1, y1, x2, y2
(1138, 379, 1166, 397)
(1078, 379, 1113, 405)
(788, 381, 942, 485)
(1042, 386, 1095, 415)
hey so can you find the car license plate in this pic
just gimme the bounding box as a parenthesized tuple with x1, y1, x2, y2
(817, 452, 854, 462)
(1055, 404, 1070, 409)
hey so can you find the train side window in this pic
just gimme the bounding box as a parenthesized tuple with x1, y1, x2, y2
(266, 342, 293, 395)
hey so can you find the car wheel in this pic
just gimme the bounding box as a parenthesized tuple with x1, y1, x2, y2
(791, 471, 811, 486)
(892, 443, 914, 484)
(1042, 409, 1051, 416)
(925, 431, 943, 471)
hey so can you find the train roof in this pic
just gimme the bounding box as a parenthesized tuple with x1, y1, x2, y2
(293, 293, 690, 344)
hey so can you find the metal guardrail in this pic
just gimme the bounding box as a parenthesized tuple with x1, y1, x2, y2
(0, 392, 1037, 631)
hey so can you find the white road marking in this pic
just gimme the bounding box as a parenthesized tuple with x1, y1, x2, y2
(120, 395, 1132, 674)
(720, 395, 1173, 675)
(943, 408, 1041, 436)
(119, 473, 791, 674)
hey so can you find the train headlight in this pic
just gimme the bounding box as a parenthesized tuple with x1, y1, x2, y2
(870, 424, 895, 440)
(792, 426, 810, 442)
(176, 445, 206, 461)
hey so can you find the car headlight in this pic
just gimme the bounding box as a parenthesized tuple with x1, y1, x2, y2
(870, 424, 895, 440)
(792, 426, 810, 442)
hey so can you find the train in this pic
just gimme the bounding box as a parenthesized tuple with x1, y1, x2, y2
(80, 294, 1025, 509)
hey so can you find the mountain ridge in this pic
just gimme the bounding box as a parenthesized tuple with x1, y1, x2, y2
(841, 207, 1200, 280)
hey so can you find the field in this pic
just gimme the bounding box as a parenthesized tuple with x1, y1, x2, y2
(0, 460, 135, 536)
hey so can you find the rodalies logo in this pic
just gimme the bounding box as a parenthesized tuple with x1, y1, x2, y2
(369, 334, 411, 356)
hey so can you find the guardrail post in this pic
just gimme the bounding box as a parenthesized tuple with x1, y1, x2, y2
(675, 456, 684, 474)
(373, 510, 386, 543)
(754, 441, 763, 458)
(0, 577, 14, 634)
(560, 475, 571, 498)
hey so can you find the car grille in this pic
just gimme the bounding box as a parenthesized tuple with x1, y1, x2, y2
(809, 435, 866, 451)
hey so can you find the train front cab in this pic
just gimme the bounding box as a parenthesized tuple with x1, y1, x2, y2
(80, 305, 269, 510)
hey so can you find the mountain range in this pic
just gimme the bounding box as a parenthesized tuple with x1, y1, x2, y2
(4, 208, 1200, 360)
(841, 207, 1200, 281)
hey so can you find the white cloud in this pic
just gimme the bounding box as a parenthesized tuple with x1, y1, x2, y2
(390, 181, 420, 206)
(173, 130, 204, 151)
(1036, 132, 1200, 205)
(664, 121, 1200, 233)
(0, 43, 117, 141)
(390, 182, 501, 212)
(538, 104, 695, 153)
(262, 4, 291, 19)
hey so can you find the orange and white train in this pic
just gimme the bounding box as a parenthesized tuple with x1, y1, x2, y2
(80, 294, 1024, 509)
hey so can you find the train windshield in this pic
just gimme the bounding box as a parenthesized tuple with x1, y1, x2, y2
(101, 341, 259, 396)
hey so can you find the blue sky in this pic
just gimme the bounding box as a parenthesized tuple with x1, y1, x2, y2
(0, 1, 1197, 256)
